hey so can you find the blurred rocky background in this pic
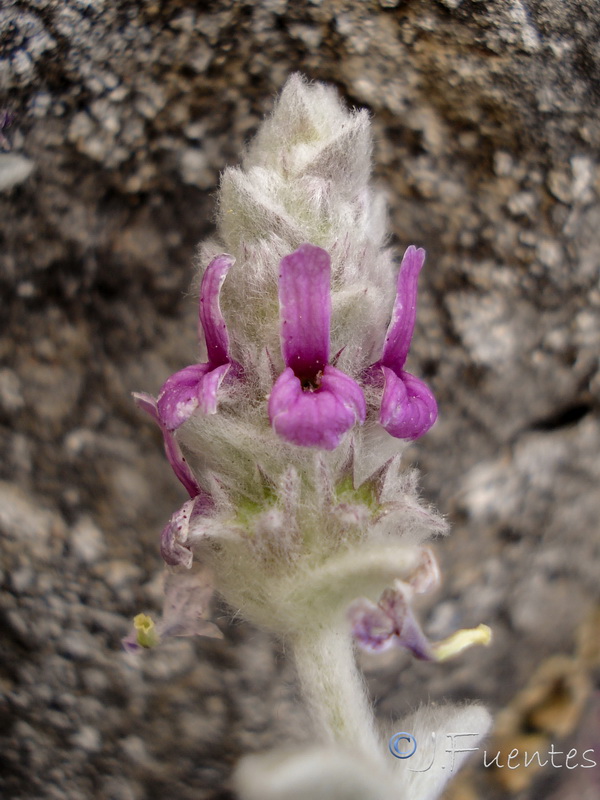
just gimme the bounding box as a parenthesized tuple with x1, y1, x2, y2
(1, 1, 599, 798)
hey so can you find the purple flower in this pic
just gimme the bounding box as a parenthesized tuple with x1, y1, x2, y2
(349, 547, 491, 661)
(348, 547, 440, 661)
(133, 258, 236, 566)
(369, 246, 437, 440)
(350, 585, 493, 663)
(268, 244, 366, 450)
(133, 392, 215, 569)
(157, 254, 241, 431)
(133, 391, 203, 499)
(348, 547, 440, 659)
(349, 582, 434, 660)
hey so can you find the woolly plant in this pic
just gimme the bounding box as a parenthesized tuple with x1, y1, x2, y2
(127, 74, 491, 800)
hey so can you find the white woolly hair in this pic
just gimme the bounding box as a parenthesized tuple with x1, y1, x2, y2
(234, 746, 389, 800)
(180, 425, 446, 635)
(233, 702, 491, 800)
(198, 73, 397, 394)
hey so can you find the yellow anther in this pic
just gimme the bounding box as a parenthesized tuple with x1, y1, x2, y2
(432, 624, 492, 662)
(133, 613, 160, 649)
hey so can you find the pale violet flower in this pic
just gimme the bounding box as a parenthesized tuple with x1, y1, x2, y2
(122, 569, 222, 652)
(349, 579, 491, 663)
(349, 545, 441, 659)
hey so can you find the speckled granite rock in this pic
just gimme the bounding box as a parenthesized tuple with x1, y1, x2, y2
(1, 1, 599, 798)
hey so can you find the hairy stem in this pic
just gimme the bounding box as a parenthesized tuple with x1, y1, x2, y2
(290, 624, 384, 762)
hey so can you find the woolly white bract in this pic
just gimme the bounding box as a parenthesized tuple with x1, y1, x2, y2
(235, 705, 492, 800)
(131, 74, 491, 800)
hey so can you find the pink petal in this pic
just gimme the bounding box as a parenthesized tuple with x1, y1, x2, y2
(407, 547, 441, 595)
(160, 495, 213, 568)
(379, 583, 434, 661)
(157, 364, 211, 430)
(196, 363, 231, 415)
(200, 254, 235, 366)
(379, 367, 437, 440)
(159, 570, 223, 640)
(350, 582, 434, 661)
(133, 392, 201, 498)
(122, 633, 143, 654)
(155, 360, 232, 430)
(269, 365, 365, 450)
(153, 255, 239, 432)
(133, 390, 161, 423)
(348, 598, 397, 652)
(381, 246, 426, 373)
(397, 613, 434, 660)
(160, 499, 196, 568)
(279, 244, 331, 381)
(161, 434, 203, 500)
